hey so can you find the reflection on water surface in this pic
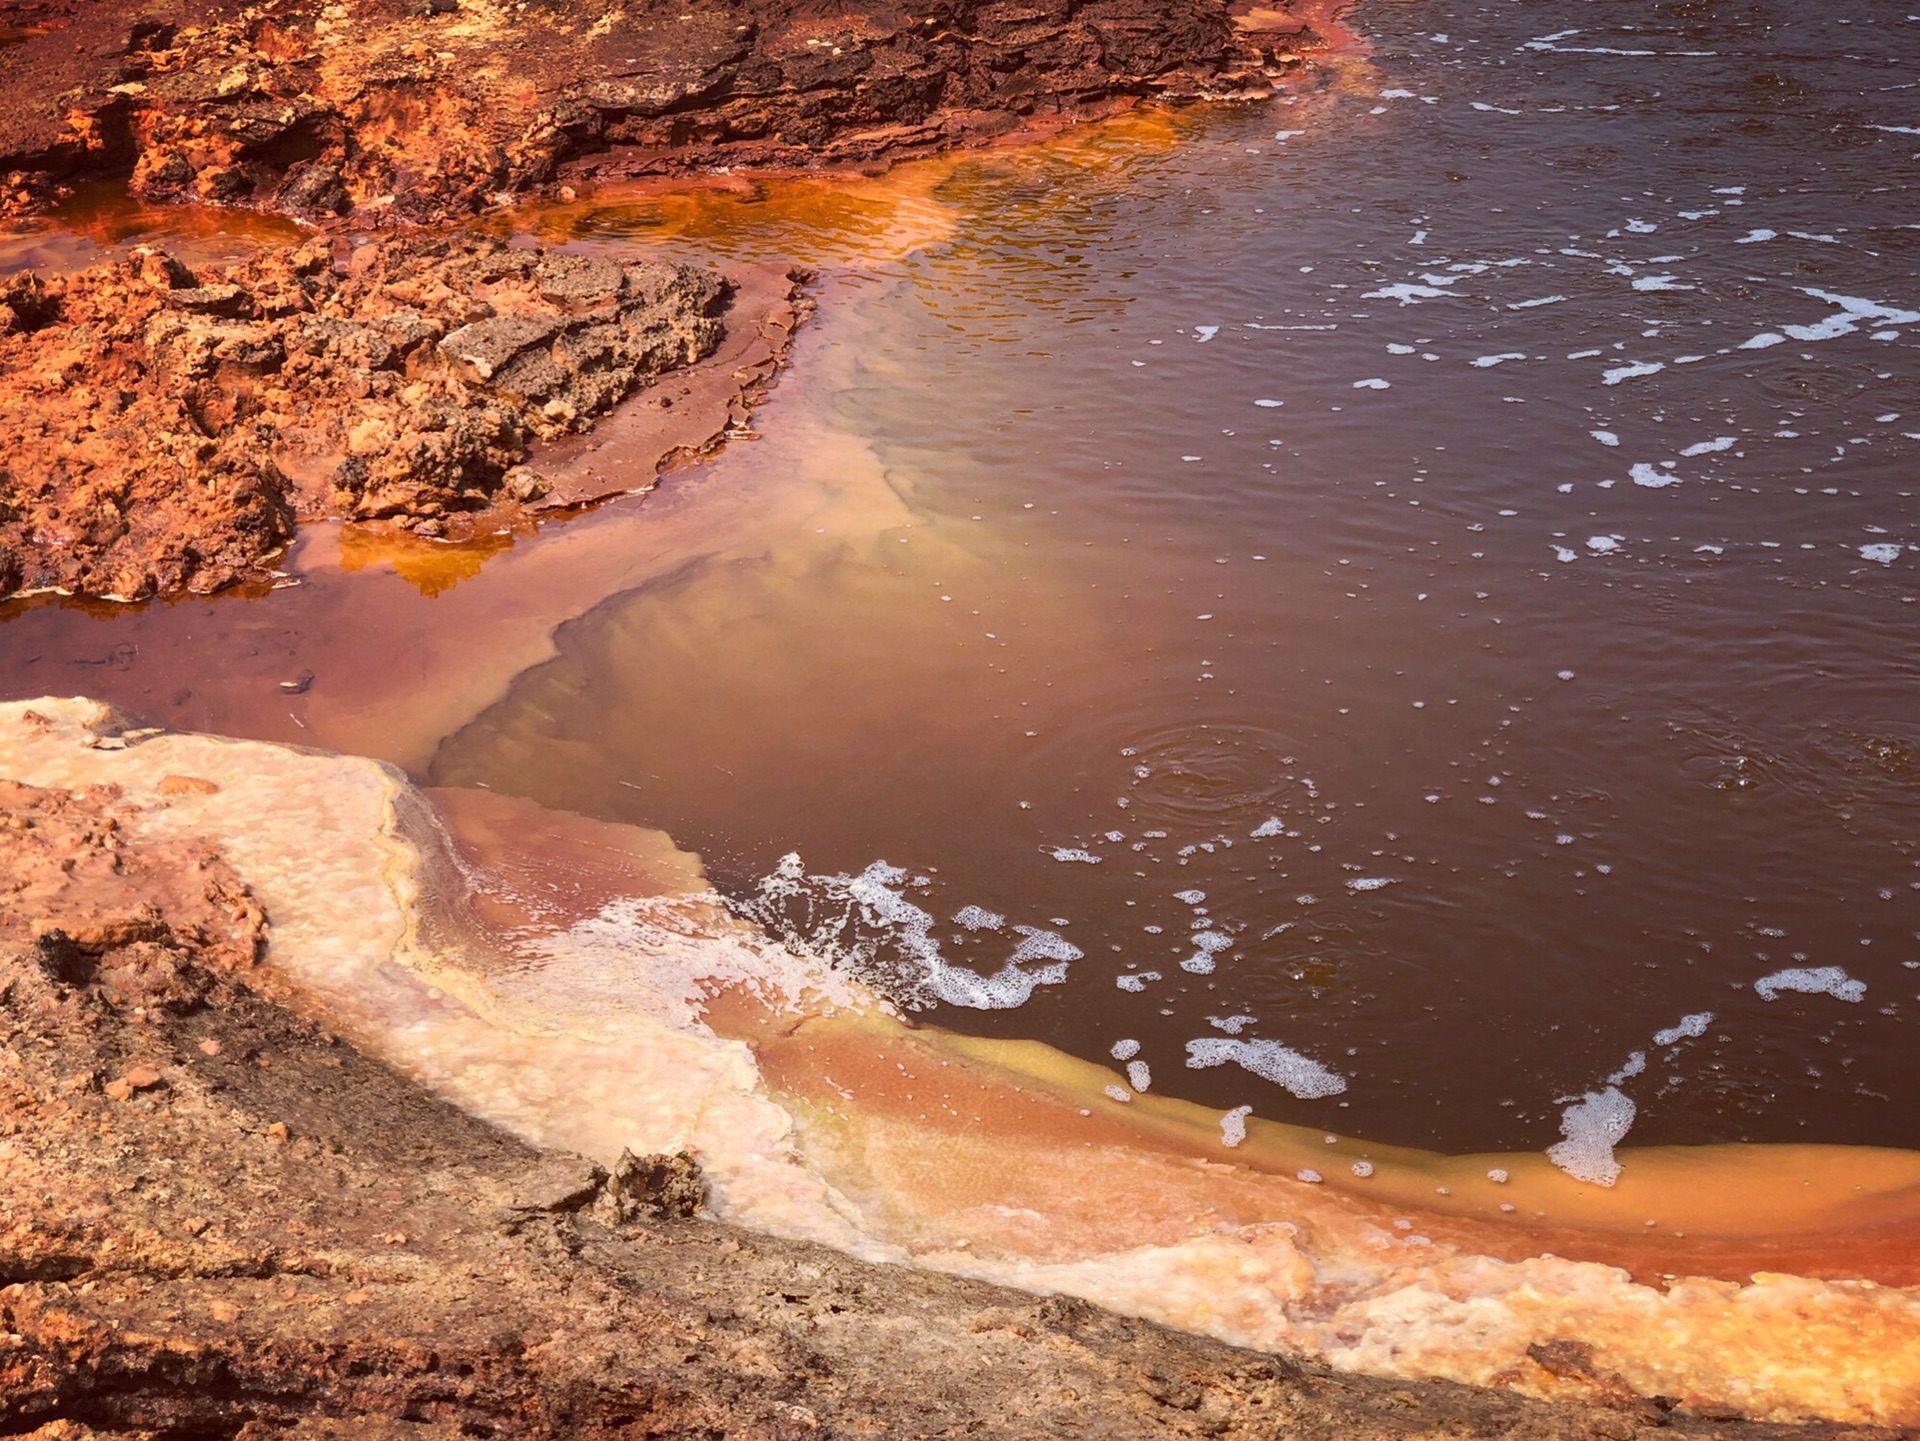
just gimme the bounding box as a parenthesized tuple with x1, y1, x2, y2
(434, 0, 1920, 1163)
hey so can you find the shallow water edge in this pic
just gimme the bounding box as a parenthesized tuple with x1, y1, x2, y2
(5, 697, 1917, 1425)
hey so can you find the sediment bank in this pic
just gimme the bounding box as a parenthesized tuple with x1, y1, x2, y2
(0, 788, 1853, 1441)
(3, 698, 1918, 1436)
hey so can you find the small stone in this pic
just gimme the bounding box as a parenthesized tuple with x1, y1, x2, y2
(104, 1066, 164, 1101)
(197, 1038, 222, 1056)
(265, 1121, 290, 1142)
(604, 1148, 707, 1221)
(509, 1154, 607, 1214)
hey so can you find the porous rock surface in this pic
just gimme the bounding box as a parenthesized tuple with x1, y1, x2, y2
(0, 0, 1318, 223)
(0, 769, 1907, 1440)
(0, 234, 746, 600)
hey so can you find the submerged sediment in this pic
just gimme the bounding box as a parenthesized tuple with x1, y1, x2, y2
(2, 698, 1918, 1436)
(0, 234, 807, 601)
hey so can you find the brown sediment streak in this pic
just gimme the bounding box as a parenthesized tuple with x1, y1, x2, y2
(5, 696, 1918, 1425)
(754, 1015, 1920, 1284)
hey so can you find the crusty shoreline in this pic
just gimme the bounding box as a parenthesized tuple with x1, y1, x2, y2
(0, 235, 809, 602)
(0, 0, 1330, 605)
(2, 764, 1903, 1441)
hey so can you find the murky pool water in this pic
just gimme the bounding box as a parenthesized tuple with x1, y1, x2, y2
(430, 0, 1920, 1165)
(7, 0, 1920, 1180)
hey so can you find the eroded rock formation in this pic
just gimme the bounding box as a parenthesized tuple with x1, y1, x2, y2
(0, 234, 794, 600)
(0, 0, 1320, 224)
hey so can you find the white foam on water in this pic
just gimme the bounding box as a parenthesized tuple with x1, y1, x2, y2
(1750, 288, 1920, 349)
(1251, 817, 1285, 838)
(1219, 1105, 1252, 1147)
(1354, 378, 1392, 389)
(1755, 967, 1866, 1003)
(1552, 546, 1579, 563)
(1861, 542, 1905, 564)
(1631, 462, 1680, 488)
(1653, 1012, 1714, 1046)
(1471, 352, 1529, 367)
(1182, 929, 1235, 974)
(1185, 1037, 1348, 1099)
(1507, 295, 1566, 309)
(953, 905, 1005, 931)
(1681, 436, 1738, 456)
(1545, 1086, 1637, 1186)
(1127, 1060, 1153, 1093)
(1365, 282, 1459, 305)
(1586, 535, 1622, 553)
(1174, 889, 1208, 905)
(742, 854, 1077, 1011)
(1111, 1038, 1142, 1061)
(1208, 1014, 1257, 1034)
(1604, 361, 1666, 385)
(1608, 1051, 1647, 1084)
(1735, 228, 1777, 244)
(1591, 429, 1620, 446)
(1050, 846, 1103, 863)
(1632, 275, 1694, 292)
(1345, 877, 1396, 892)
(1114, 971, 1161, 992)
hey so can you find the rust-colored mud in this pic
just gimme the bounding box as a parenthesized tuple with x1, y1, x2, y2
(0, 233, 805, 601)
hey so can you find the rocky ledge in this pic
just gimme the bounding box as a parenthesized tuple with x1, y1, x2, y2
(0, 766, 1897, 1441)
(0, 0, 1324, 224)
(0, 234, 807, 601)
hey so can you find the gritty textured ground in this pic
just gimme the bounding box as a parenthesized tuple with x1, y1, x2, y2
(0, 235, 806, 601)
(0, 767, 1910, 1440)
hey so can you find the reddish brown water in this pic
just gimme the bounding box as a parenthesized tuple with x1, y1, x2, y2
(429, 0, 1920, 1166)
(6, 0, 1920, 1185)
(0, 180, 308, 275)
